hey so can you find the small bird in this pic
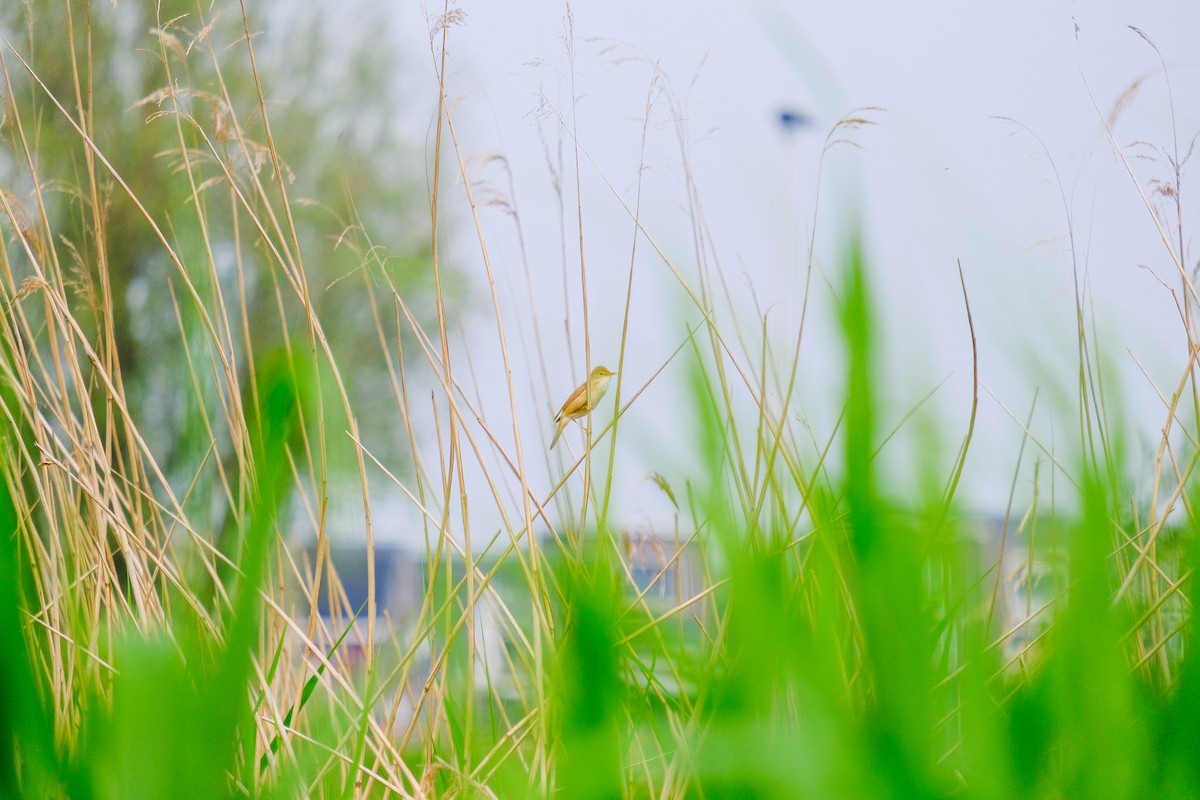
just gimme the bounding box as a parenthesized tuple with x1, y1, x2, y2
(776, 107, 813, 133)
(550, 365, 615, 448)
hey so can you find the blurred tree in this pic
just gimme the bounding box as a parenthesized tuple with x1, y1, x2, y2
(0, 0, 442, 535)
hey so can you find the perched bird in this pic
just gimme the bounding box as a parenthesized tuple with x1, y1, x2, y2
(550, 366, 615, 448)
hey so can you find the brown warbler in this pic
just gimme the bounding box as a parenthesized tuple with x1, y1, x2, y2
(550, 365, 615, 448)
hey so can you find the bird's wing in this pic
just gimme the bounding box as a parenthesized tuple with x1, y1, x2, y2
(554, 382, 587, 423)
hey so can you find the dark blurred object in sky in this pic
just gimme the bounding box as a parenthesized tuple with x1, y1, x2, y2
(776, 108, 813, 133)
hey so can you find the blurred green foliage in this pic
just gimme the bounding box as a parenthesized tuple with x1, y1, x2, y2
(0, 0, 436, 521)
(531, 235, 1200, 798)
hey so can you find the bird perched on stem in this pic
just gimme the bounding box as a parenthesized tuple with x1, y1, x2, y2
(550, 366, 615, 448)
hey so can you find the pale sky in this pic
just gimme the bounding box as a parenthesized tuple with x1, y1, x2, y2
(377, 1, 1200, 544)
